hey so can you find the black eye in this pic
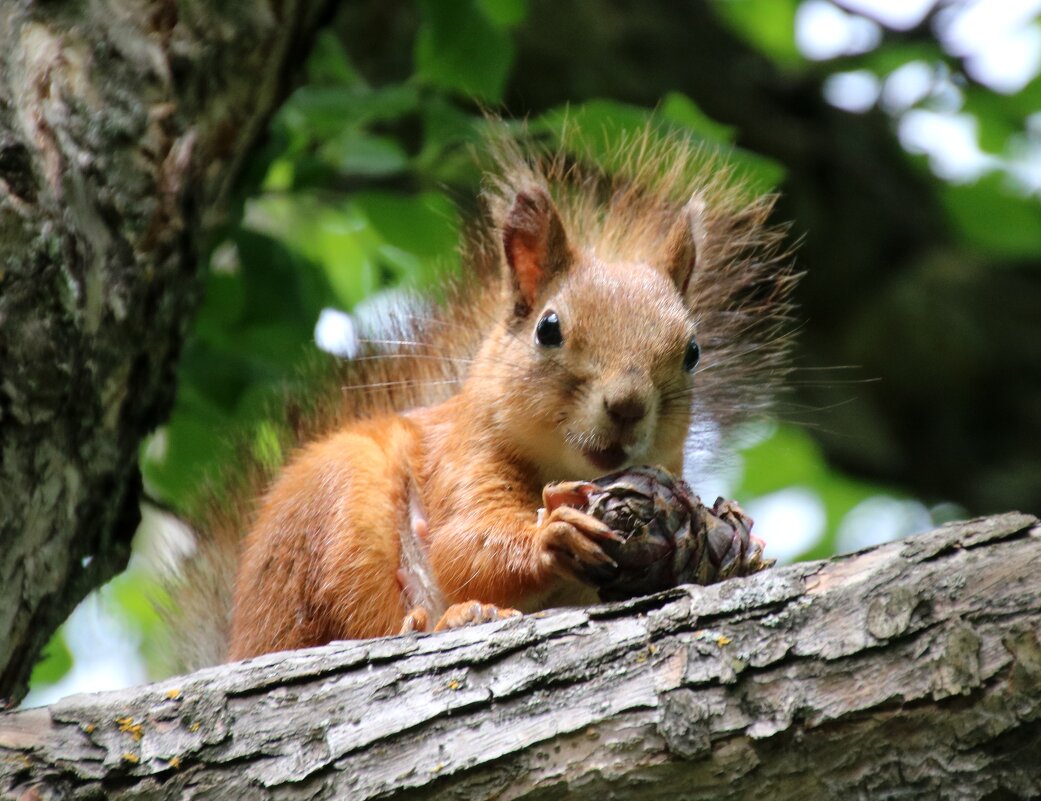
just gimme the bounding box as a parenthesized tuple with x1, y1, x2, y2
(535, 311, 563, 347)
(683, 337, 700, 372)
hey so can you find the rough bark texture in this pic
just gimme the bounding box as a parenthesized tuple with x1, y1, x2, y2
(0, 0, 332, 706)
(2, 512, 1038, 800)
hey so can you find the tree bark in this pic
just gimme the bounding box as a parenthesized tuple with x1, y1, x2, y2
(2, 512, 1038, 800)
(0, 0, 332, 706)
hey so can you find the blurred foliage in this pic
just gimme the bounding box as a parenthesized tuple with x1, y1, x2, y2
(716, 0, 802, 66)
(28, 633, 72, 688)
(27, 0, 1041, 698)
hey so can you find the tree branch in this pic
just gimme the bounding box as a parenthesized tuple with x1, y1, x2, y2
(0, 0, 333, 705)
(2, 512, 1039, 799)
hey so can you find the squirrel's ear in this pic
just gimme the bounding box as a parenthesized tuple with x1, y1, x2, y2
(660, 197, 706, 298)
(502, 187, 572, 313)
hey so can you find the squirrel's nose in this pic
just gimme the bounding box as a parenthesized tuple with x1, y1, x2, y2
(604, 395, 647, 426)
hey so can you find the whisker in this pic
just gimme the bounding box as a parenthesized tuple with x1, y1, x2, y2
(340, 378, 464, 393)
(346, 353, 475, 365)
(784, 377, 881, 387)
(353, 337, 448, 349)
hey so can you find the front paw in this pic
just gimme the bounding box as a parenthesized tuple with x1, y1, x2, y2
(538, 481, 624, 584)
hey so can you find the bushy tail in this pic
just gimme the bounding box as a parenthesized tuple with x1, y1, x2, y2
(162, 256, 500, 672)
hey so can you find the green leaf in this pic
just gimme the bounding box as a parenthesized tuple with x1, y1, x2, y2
(375, 244, 426, 285)
(281, 84, 419, 142)
(417, 97, 486, 181)
(415, 0, 514, 102)
(738, 424, 824, 496)
(193, 266, 246, 340)
(533, 100, 657, 164)
(176, 341, 257, 414)
(243, 197, 381, 310)
(735, 424, 896, 561)
(476, 0, 528, 27)
(854, 43, 944, 77)
(942, 174, 1041, 259)
(106, 570, 163, 639)
(354, 191, 461, 286)
(281, 86, 369, 140)
(961, 74, 1041, 155)
(141, 412, 230, 506)
(306, 30, 363, 87)
(1007, 73, 1041, 120)
(659, 93, 786, 190)
(354, 192, 459, 258)
(322, 131, 410, 177)
(29, 631, 73, 687)
(723, 147, 787, 194)
(233, 324, 316, 374)
(713, 0, 802, 67)
(319, 229, 379, 309)
(236, 228, 333, 327)
(962, 87, 1021, 155)
(660, 92, 737, 145)
(535, 100, 785, 193)
(262, 157, 295, 192)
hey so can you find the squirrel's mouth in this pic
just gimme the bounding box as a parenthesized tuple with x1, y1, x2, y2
(582, 443, 628, 472)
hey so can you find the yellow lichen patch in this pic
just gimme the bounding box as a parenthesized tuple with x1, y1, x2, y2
(164, 688, 181, 700)
(189, 721, 201, 733)
(636, 644, 659, 663)
(122, 753, 140, 764)
(168, 756, 182, 770)
(716, 635, 732, 647)
(116, 717, 144, 741)
(82, 723, 95, 734)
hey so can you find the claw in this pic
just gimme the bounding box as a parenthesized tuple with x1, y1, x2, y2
(400, 606, 431, 634)
(542, 480, 598, 513)
(433, 601, 521, 631)
(550, 504, 624, 543)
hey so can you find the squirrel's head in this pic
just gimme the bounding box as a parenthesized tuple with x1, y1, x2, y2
(479, 185, 704, 482)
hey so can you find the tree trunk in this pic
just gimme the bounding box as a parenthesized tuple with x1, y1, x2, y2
(0, 0, 332, 706)
(2, 512, 1038, 800)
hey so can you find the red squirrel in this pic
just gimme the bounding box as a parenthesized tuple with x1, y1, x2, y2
(175, 131, 795, 665)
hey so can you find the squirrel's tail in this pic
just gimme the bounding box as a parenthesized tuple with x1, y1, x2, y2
(161, 249, 500, 672)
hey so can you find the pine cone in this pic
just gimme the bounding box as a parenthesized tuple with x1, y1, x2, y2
(582, 466, 774, 602)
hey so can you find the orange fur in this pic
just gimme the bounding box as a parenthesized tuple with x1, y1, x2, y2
(177, 126, 797, 665)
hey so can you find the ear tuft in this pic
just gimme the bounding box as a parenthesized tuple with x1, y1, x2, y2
(660, 197, 706, 298)
(502, 187, 572, 313)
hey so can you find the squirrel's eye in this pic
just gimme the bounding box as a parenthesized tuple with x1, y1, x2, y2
(535, 311, 563, 347)
(683, 337, 700, 372)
